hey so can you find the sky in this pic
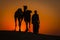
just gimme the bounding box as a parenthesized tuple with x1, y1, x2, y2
(0, 0, 60, 36)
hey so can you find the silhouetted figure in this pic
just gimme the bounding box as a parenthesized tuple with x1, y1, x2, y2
(32, 10, 40, 34)
(23, 6, 32, 32)
(14, 8, 23, 31)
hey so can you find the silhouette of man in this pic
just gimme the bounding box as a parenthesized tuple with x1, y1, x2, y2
(14, 8, 23, 31)
(23, 6, 32, 32)
(32, 10, 40, 34)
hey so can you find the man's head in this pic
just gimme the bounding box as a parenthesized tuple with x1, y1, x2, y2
(34, 10, 37, 14)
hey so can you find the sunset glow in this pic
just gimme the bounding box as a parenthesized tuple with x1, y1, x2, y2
(0, 0, 60, 36)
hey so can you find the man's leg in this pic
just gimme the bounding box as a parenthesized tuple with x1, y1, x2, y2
(33, 24, 35, 33)
(33, 23, 38, 34)
(34, 24, 39, 34)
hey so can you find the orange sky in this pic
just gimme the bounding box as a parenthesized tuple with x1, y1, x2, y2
(0, 0, 60, 36)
